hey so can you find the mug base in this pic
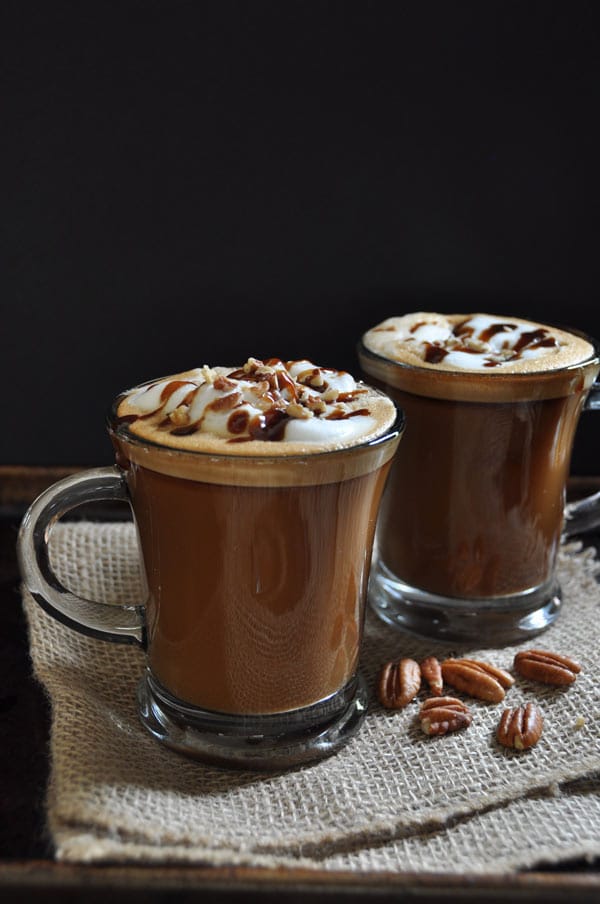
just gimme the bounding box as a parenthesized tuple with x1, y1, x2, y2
(137, 671, 368, 770)
(369, 559, 562, 646)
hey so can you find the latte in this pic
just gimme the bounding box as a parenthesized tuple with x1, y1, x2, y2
(109, 357, 401, 715)
(359, 313, 599, 638)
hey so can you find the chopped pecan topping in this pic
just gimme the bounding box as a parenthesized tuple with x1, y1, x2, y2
(513, 650, 581, 686)
(169, 406, 190, 426)
(420, 656, 443, 696)
(441, 658, 513, 703)
(209, 391, 243, 412)
(255, 364, 277, 377)
(297, 368, 325, 389)
(497, 703, 543, 750)
(251, 380, 271, 394)
(304, 395, 327, 415)
(212, 375, 237, 392)
(199, 365, 218, 384)
(286, 402, 313, 419)
(419, 696, 472, 736)
(378, 659, 421, 709)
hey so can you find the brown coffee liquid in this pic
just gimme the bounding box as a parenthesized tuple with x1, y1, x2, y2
(126, 462, 391, 714)
(375, 385, 585, 598)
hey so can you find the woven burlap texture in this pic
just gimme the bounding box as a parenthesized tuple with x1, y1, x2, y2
(23, 522, 600, 872)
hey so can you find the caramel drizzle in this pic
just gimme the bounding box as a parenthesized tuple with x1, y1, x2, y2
(118, 359, 371, 442)
(420, 320, 559, 367)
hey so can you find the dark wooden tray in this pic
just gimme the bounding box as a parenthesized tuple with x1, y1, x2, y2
(1, 466, 599, 903)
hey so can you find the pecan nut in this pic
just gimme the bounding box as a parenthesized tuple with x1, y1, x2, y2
(513, 650, 581, 686)
(419, 696, 472, 736)
(441, 658, 513, 703)
(420, 656, 443, 696)
(497, 703, 544, 750)
(378, 658, 421, 709)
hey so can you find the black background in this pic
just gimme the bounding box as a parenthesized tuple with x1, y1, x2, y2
(4, 1, 600, 470)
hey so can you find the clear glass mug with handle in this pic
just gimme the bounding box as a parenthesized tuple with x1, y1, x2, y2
(358, 314, 600, 645)
(18, 360, 402, 769)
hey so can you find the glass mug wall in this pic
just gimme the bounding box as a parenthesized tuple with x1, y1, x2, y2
(359, 313, 600, 645)
(18, 359, 402, 769)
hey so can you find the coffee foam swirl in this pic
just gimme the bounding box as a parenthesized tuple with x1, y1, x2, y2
(363, 313, 594, 373)
(115, 358, 396, 454)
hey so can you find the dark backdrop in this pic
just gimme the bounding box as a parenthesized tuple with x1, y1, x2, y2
(4, 1, 600, 471)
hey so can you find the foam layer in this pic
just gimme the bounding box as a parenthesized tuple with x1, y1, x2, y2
(363, 313, 594, 373)
(114, 357, 397, 456)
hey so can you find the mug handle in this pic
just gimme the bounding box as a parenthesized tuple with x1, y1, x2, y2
(17, 467, 145, 645)
(564, 380, 600, 537)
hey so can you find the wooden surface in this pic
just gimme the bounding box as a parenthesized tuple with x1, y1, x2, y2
(2, 465, 599, 902)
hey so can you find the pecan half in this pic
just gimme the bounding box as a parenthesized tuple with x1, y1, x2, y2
(497, 703, 543, 750)
(378, 659, 421, 709)
(458, 658, 514, 689)
(420, 656, 443, 696)
(419, 696, 472, 736)
(513, 650, 581, 686)
(441, 658, 513, 703)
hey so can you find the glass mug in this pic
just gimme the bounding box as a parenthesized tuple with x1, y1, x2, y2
(358, 327, 600, 645)
(18, 396, 402, 770)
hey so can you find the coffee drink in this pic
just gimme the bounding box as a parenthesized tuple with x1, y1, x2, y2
(359, 313, 599, 643)
(110, 357, 399, 716)
(19, 355, 401, 767)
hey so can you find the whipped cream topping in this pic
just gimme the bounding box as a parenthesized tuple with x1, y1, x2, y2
(116, 357, 393, 450)
(363, 313, 594, 373)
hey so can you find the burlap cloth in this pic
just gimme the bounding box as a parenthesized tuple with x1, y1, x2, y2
(22, 522, 600, 873)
